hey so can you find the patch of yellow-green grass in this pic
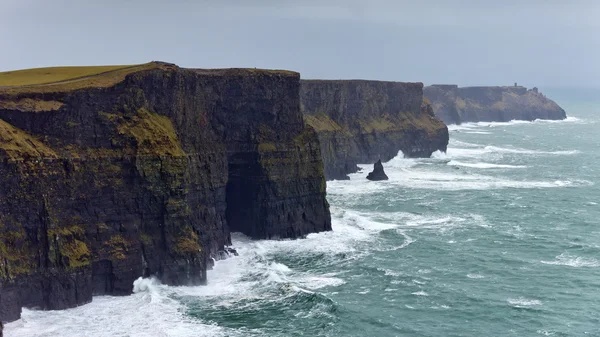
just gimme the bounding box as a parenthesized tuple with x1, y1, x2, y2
(0, 62, 162, 95)
(0, 228, 35, 278)
(0, 98, 63, 112)
(0, 65, 134, 86)
(491, 101, 506, 110)
(0, 118, 58, 159)
(48, 225, 90, 269)
(303, 114, 344, 132)
(456, 97, 467, 110)
(258, 143, 277, 152)
(115, 108, 186, 157)
(174, 228, 201, 255)
(397, 113, 446, 136)
(104, 234, 130, 260)
(358, 115, 397, 133)
(57, 238, 90, 269)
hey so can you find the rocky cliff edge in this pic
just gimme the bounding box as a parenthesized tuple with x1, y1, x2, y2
(424, 84, 567, 124)
(301, 80, 449, 180)
(0, 62, 331, 323)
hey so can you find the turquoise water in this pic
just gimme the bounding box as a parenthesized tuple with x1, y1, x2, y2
(6, 110, 600, 337)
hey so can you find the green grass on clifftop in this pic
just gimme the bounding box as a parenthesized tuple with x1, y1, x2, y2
(0, 65, 134, 86)
(0, 62, 162, 95)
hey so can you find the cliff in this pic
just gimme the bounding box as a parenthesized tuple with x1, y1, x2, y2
(300, 80, 449, 180)
(0, 62, 331, 323)
(424, 85, 567, 124)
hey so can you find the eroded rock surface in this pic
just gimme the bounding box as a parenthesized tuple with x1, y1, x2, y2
(0, 62, 331, 322)
(301, 80, 449, 180)
(424, 85, 567, 124)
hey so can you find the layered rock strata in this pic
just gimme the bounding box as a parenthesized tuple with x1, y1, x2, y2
(424, 85, 567, 124)
(0, 62, 331, 323)
(301, 80, 449, 180)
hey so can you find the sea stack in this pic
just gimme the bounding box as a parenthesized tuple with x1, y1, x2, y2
(367, 160, 389, 181)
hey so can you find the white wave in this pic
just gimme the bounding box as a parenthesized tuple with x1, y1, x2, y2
(296, 274, 346, 289)
(449, 140, 481, 148)
(463, 131, 491, 134)
(9, 207, 389, 336)
(466, 274, 485, 279)
(507, 297, 543, 307)
(5, 282, 232, 337)
(540, 253, 600, 267)
(385, 168, 576, 191)
(330, 162, 581, 192)
(411, 291, 429, 296)
(449, 160, 527, 169)
(485, 146, 579, 155)
(132, 276, 161, 294)
(533, 116, 583, 124)
(430, 150, 448, 159)
(177, 208, 393, 305)
(449, 117, 583, 130)
(376, 231, 415, 251)
(383, 150, 420, 169)
(447, 145, 579, 158)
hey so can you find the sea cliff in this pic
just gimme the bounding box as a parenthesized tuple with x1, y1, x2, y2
(0, 62, 331, 323)
(424, 85, 567, 124)
(301, 80, 449, 180)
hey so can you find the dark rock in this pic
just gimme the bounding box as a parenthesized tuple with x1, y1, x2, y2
(0, 62, 331, 323)
(301, 80, 449, 180)
(217, 250, 229, 260)
(226, 247, 239, 256)
(366, 160, 389, 181)
(424, 85, 567, 124)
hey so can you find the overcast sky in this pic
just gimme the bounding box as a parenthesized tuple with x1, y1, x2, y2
(1, 0, 598, 88)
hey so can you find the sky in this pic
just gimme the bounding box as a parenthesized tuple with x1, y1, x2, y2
(1, 0, 599, 88)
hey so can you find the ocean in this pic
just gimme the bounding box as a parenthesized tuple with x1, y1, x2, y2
(6, 104, 600, 336)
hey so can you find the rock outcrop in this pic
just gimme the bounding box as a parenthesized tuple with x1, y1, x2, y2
(424, 85, 567, 124)
(301, 80, 449, 180)
(366, 160, 388, 181)
(0, 62, 331, 323)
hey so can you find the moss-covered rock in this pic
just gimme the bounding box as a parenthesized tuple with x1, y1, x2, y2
(301, 80, 449, 180)
(0, 62, 331, 323)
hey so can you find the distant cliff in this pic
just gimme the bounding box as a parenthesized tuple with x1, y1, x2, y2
(424, 85, 567, 124)
(301, 80, 449, 180)
(0, 62, 331, 323)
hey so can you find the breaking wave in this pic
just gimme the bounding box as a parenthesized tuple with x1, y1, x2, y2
(448, 116, 584, 131)
(540, 253, 600, 268)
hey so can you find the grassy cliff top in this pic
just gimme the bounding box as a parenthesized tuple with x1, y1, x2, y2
(0, 65, 139, 87)
(301, 79, 423, 86)
(0, 62, 165, 95)
(192, 68, 299, 77)
(0, 62, 299, 96)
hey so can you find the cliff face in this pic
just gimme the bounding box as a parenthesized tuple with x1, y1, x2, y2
(300, 80, 449, 180)
(424, 85, 567, 124)
(0, 63, 331, 323)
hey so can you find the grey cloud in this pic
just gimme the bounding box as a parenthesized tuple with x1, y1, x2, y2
(0, 0, 598, 88)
